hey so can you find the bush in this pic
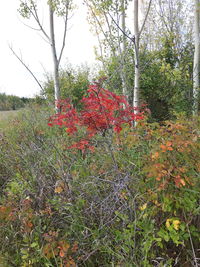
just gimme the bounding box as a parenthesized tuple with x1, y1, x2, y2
(42, 65, 90, 108)
(0, 102, 199, 266)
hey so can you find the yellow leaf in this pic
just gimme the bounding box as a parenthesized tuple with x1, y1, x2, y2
(166, 219, 171, 228)
(54, 180, 67, 194)
(180, 179, 186, 186)
(173, 220, 180, 230)
(55, 186, 63, 193)
(139, 203, 147, 211)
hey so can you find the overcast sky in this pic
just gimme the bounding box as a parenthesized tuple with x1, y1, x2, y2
(0, 0, 98, 97)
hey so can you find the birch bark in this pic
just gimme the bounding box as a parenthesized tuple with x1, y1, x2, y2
(193, 0, 200, 115)
(49, 6, 60, 112)
(121, 0, 128, 100)
(133, 0, 140, 119)
(18, 0, 70, 112)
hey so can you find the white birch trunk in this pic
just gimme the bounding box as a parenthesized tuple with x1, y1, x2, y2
(193, 0, 200, 115)
(121, 0, 128, 100)
(49, 5, 60, 113)
(133, 0, 140, 123)
(18, 0, 70, 112)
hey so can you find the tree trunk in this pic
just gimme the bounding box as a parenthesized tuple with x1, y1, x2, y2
(193, 0, 200, 115)
(133, 0, 140, 123)
(49, 5, 60, 113)
(121, 0, 128, 100)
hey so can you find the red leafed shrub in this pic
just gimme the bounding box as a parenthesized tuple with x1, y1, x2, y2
(48, 83, 143, 151)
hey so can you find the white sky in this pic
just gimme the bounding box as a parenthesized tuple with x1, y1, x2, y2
(0, 0, 98, 97)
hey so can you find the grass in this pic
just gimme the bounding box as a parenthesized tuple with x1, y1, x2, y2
(0, 110, 20, 119)
(0, 109, 23, 130)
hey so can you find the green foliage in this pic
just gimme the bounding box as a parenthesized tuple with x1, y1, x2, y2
(47, 0, 74, 16)
(0, 106, 199, 266)
(100, 36, 194, 121)
(0, 93, 31, 111)
(100, 53, 134, 99)
(42, 65, 90, 107)
(18, 1, 35, 19)
(19, 0, 73, 19)
(140, 48, 193, 121)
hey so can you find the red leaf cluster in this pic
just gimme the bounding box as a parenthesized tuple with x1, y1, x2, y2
(48, 84, 143, 151)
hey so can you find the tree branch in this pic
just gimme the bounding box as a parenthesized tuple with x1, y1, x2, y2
(84, 0, 111, 44)
(31, 1, 51, 42)
(9, 44, 44, 91)
(139, 0, 152, 38)
(107, 11, 134, 43)
(102, 11, 117, 55)
(58, 1, 70, 65)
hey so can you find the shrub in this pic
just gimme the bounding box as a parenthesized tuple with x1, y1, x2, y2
(0, 102, 199, 266)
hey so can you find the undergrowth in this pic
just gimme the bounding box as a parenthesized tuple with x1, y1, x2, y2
(0, 103, 200, 266)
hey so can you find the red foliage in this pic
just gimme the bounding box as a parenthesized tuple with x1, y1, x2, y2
(48, 84, 144, 151)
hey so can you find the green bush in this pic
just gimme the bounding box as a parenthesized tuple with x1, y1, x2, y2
(42, 65, 90, 108)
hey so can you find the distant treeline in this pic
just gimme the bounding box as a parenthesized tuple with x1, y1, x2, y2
(0, 93, 32, 111)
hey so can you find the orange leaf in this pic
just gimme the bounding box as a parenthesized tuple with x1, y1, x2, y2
(151, 152, 159, 160)
(180, 179, 186, 186)
(166, 141, 172, 147)
(59, 249, 65, 258)
(27, 221, 33, 228)
(58, 241, 70, 251)
(55, 186, 63, 193)
(71, 242, 78, 253)
(160, 144, 166, 152)
(174, 175, 186, 187)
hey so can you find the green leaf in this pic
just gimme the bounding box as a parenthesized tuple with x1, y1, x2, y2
(30, 242, 38, 248)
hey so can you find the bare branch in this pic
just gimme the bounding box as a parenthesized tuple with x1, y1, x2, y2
(30, 1, 51, 42)
(108, 10, 139, 68)
(107, 12, 134, 43)
(156, 0, 170, 33)
(8, 44, 44, 91)
(58, 1, 70, 65)
(139, 0, 152, 37)
(84, 0, 111, 44)
(17, 14, 42, 31)
(102, 11, 117, 55)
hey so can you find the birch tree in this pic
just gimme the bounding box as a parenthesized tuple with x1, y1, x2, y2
(85, 0, 130, 90)
(85, 0, 122, 60)
(133, 0, 139, 113)
(18, 0, 72, 112)
(193, 0, 200, 115)
(85, 0, 152, 109)
(133, 0, 152, 122)
(120, 0, 128, 99)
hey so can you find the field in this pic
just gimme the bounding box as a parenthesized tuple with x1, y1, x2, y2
(0, 110, 23, 130)
(0, 110, 20, 119)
